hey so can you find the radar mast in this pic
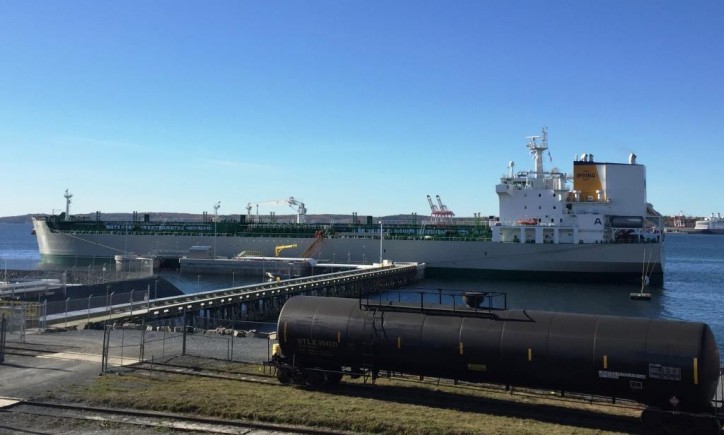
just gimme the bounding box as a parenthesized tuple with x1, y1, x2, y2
(63, 189, 73, 221)
(526, 127, 549, 178)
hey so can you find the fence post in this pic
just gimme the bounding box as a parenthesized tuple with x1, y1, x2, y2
(20, 304, 26, 343)
(182, 311, 188, 356)
(41, 299, 47, 330)
(64, 297, 70, 328)
(108, 291, 115, 322)
(1, 313, 6, 364)
(139, 316, 146, 362)
(101, 323, 110, 374)
(120, 327, 125, 366)
(229, 332, 234, 361)
(87, 294, 92, 325)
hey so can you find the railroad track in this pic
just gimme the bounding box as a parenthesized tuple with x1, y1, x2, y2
(131, 359, 279, 384)
(2, 344, 64, 358)
(1, 400, 350, 434)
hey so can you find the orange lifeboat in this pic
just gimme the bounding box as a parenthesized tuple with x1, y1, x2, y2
(516, 218, 538, 226)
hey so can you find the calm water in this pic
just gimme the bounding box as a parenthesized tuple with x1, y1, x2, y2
(2, 223, 723, 355)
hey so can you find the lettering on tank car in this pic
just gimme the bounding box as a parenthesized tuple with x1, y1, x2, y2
(598, 370, 646, 380)
(648, 363, 682, 381)
(467, 363, 488, 372)
(296, 338, 339, 356)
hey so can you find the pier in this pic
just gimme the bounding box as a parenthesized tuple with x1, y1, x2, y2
(40, 262, 423, 329)
(0, 279, 65, 299)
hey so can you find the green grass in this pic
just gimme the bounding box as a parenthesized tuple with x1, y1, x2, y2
(60, 358, 642, 435)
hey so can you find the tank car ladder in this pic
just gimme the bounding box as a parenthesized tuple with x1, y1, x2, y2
(361, 307, 379, 384)
(714, 367, 724, 425)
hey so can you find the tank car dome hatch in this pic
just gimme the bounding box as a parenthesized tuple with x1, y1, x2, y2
(462, 292, 486, 308)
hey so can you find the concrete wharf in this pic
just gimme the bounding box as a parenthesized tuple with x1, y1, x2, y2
(43, 262, 423, 329)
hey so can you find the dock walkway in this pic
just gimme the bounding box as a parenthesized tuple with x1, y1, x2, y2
(43, 262, 423, 328)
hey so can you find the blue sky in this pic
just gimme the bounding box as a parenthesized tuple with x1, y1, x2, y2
(1, 1, 722, 219)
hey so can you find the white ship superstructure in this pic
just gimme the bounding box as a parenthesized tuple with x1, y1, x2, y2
(694, 213, 724, 234)
(494, 128, 658, 246)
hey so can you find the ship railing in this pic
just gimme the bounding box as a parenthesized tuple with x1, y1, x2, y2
(332, 234, 492, 242)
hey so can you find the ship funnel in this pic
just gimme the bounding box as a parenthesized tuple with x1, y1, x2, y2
(629, 153, 637, 164)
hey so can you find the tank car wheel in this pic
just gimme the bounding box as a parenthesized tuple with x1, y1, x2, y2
(642, 408, 721, 435)
(304, 368, 326, 387)
(687, 414, 722, 435)
(277, 370, 291, 384)
(325, 368, 344, 385)
(349, 367, 362, 379)
(640, 408, 665, 434)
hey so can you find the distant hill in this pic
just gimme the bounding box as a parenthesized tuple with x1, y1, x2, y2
(0, 215, 35, 224)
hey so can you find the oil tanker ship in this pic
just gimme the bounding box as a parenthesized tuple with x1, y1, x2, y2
(32, 129, 665, 286)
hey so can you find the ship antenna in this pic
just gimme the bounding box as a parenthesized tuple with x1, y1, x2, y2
(64, 189, 73, 221)
(526, 126, 549, 178)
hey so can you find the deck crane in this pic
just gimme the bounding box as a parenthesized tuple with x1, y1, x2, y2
(249, 197, 308, 224)
(275, 244, 298, 256)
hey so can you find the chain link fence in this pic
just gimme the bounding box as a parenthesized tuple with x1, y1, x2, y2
(0, 301, 40, 343)
(98, 315, 277, 373)
(1, 266, 152, 289)
(1, 301, 38, 361)
(42, 290, 150, 328)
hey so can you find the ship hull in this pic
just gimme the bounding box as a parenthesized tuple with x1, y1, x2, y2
(33, 219, 664, 287)
(692, 228, 724, 235)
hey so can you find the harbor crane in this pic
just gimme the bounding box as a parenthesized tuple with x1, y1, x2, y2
(436, 195, 455, 218)
(248, 197, 307, 224)
(427, 194, 455, 223)
(426, 195, 439, 215)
